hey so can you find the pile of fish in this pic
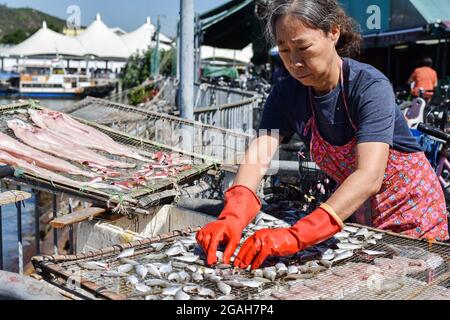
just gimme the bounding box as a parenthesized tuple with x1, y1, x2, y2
(0, 108, 195, 192)
(73, 212, 441, 300)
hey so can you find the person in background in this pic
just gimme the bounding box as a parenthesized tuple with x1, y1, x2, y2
(408, 57, 438, 102)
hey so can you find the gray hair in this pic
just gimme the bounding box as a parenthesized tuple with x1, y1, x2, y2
(264, 0, 362, 58)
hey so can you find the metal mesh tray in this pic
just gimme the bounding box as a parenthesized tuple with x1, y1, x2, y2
(0, 102, 216, 214)
(32, 223, 450, 300)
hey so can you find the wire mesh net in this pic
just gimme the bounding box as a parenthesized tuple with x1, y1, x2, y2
(66, 97, 252, 165)
(33, 223, 450, 300)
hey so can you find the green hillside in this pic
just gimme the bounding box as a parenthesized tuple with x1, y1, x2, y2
(0, 4, 66, 44)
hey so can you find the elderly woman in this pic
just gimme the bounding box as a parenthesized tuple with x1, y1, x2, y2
(196, 0, 449, 270)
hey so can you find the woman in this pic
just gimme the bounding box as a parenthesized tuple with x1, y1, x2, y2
(196, 0, 449, 270)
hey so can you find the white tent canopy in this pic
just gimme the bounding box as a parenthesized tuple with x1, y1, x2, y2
(6, 22, 86, 57)
(201, 44, 253, 64)
(121, 17, 173, 54)
(77, 14, 130, 59)
(2, 15, 174, 61)
(121, 17, 156, 55)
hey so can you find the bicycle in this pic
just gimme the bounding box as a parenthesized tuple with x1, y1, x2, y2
(424, 85, 450, 130)
(399, 88, 435, 129)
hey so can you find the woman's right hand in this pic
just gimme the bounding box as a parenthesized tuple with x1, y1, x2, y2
(196, 216, 243, 265)
(195, 185, 262, 266)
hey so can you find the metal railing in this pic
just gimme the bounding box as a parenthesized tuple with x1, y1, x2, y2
(103, 78, 263, 133)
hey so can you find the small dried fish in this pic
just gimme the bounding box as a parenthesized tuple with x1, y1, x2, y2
(142, 253, 167, 260)
(173, 255, 199, 263)
(263, 268, 277, 281)
(217, 295, 236, 300)
(285, 273, 315, 281)
(145, 279, 170, 287)
(217, 282, 232, 295)
(191, 272, 203, 282)
(334, 231, 350, 239)
(204, 274, 222, 283)
(332, 250, 354, 263)
(146, 264, 161, 278)
(197, 267, 215, 275)
(298, 266, 309, 273)
(163, 286, 182, 296)
(321, 249, 336, 261)
(166, 245, 185, 257)
(150, 242, 166, 251)
(175, 290, 191, 300)
(178, 271, 191, 282)
(135, 283, 151, 293)
(120, 258, 139, 266)
(216, 251, 224, 263)
(101, 271, 128, 277)
(126, 275, 139, 286)
(366, 239, 377, 245)
(349, 238, 364, 245)
(237, 279, 264, 288)
(275, 263, 288, 275)
(117, 264, 133, 273)
(252, 277, 272, 283)
(198, 287, 216, 298)
(172, 261, 189, 269)
(185, 265, 197, 273)
(135, 264, 148, 279)
(287, 266, 299, 274)
(252, 269, 264, 278)
(183, 285, 200, 294)
(215, 264, 231, 270)
(159, 263, 173, 276)
(117, 248, 134, 259)
(355, 228, 369, 238)
(337, 243, 363, 250)
(319, 259, 333, 268)
(372, 233, 383, 240)
(365, 231, 375, 239)
(78, 261, 109, 271)
(343, 225, 359, 233)
(261, 214, 280, 222)
(168, 272, 181, 282)
(362, 250, 385, 256)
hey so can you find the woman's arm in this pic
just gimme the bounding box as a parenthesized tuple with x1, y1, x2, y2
(233, 133, 282, 191)
(326, 142, 389, 221)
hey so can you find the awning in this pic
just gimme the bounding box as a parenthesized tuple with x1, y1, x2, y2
(364, 26, 428, 47)
(200, 0, 255, 50)
(409, 0, 450, 24)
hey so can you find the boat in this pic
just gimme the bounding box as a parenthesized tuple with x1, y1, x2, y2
(9, 63, 116, 99)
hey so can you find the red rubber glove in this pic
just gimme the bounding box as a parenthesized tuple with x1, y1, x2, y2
(196, 185, 261, 265)
(234, 205, 343, 270)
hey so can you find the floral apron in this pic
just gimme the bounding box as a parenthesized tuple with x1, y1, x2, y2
(305, 61, 449, 241)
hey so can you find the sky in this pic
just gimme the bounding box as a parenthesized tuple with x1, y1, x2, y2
(3, 0, 230, 37)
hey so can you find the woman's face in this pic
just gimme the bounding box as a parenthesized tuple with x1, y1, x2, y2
(275, 15, 340, 87)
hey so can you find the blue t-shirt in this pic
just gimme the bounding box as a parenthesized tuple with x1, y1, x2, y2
(259, 58, 422, 153)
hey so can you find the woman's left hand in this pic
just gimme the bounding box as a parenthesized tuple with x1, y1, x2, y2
(233, 228, 300, 270)
(233, 206, 344, 270)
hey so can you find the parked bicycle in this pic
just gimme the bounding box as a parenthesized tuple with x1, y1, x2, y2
(424, 85, 450, 131)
